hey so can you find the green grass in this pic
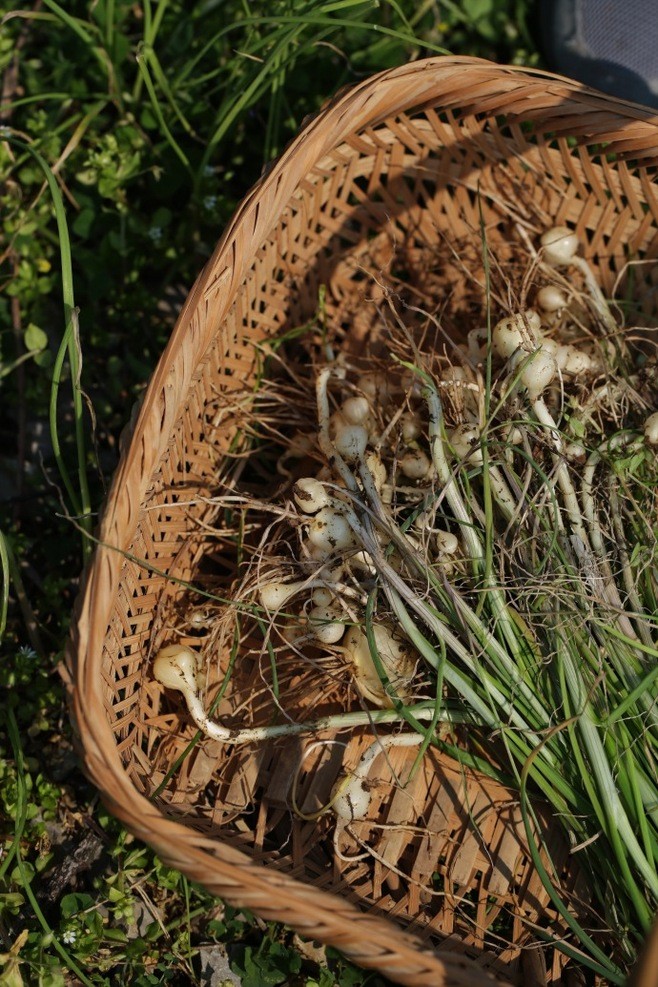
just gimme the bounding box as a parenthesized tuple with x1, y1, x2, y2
(0, 1, 541, 983)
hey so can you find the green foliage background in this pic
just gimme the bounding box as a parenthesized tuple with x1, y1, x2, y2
(1, 2, 540, 984)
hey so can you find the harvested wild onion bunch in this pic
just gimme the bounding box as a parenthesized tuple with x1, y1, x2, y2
(155, 227, 658, 978)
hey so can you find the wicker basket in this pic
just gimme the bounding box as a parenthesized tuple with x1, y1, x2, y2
(66, 58, 658, 986)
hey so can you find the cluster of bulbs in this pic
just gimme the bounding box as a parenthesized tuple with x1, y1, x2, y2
(153, 224, 658, 825)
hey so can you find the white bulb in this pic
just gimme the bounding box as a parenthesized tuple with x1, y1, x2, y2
(334, 424, 368, 463)
(153, 645, 201, 694)
(308, 606, 345, 644)
(399, 449, 431, 480)
(341, 396, 370, 425)
(293, 478, 329, 514)
(400, 413, 422, 443)
(644, 412, 658, 445)
(556, 344, 597, 376)
(493, 311, 542, 359)
(343, 624, 413, 707)
(536, 285, 568, 312)
(308, 507, 355, 554)
(332, 776, 370, 821)
(436, 530, 459, 555)
(450, 424, 483, 465)
(540, 226, 579, 266)
(311, 586, 334, 607)
(519, 348, 557, 400)
(259, 579, 305, 611)
(541, 337, 559, 357)
(564, 442, 586, 463)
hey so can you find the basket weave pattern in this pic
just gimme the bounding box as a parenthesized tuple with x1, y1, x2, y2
(67, 58, 658, 986)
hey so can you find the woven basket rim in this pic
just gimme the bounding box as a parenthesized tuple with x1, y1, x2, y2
(66, 56, 658, 986)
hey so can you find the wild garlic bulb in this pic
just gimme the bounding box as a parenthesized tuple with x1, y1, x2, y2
(311, 586, 335, 607)
(644, 412, 658, 445)
(556, 344, 599, 376)
(153, 644, 201, 695)
(399, 449, 431, 480)
(541, 226, 579, 267)
(536, 285, 568, 312)
(343, 623, 415, 707)
(308, 605, 346, 644)
(308, 507, 356, 555)
(341, 396, 371, 426)
(400, 412, 422, 443)
(436, 530, 459, 556)
(334, 424, 368, 463)
(293, 477, 329, 514)
(493, 310, 542, 359)
(260, 578, 322, 611)
(331, 733, 424, 821)
(450, 423, 483, 465)
(517, 347, 557, 400)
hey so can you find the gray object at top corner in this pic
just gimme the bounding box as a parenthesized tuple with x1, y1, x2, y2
(541, 0, 658, 109)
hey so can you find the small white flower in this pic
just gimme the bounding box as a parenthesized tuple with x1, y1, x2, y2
(62, 929, 77, 945)
(148, 226, 162, 241)
(203, 195, 217, 210)
(17, 644, 37, 660)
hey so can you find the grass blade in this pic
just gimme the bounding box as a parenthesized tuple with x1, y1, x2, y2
(3, 134, 92, 558)
(6, 710, 97, 986)
(135, 48, 191, 171)
(0, 531, 9, 647)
